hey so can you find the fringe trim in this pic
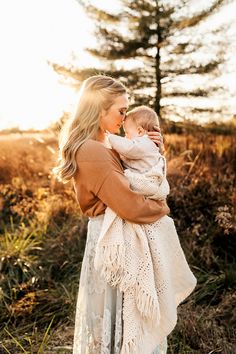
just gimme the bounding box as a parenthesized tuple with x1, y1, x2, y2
(122, 338, 138, 354)
(94, 245, 161, 323)
(121, 326, 145, 354)
(136, 285, 161, 324)
(94, 244, 126, 287)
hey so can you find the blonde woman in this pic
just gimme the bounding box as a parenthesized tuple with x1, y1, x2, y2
(54, 75, 169, 354)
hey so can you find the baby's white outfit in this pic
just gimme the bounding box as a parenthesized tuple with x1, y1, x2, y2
(108, 133, 170, 200)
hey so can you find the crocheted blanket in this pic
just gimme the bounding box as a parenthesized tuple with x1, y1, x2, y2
(94, 163, 197, 354)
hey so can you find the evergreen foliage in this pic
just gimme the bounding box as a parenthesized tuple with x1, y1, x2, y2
(53, 0, 230, 122)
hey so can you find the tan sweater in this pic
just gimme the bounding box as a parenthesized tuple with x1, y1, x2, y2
(73, 139, 169, 224)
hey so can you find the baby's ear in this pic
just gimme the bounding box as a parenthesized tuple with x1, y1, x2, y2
(137, 126, 146, 135)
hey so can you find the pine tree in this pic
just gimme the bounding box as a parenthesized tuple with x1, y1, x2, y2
(53, 0, 230, 122)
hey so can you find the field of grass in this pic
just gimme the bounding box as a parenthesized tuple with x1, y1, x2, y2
(0, 129, 235, 353)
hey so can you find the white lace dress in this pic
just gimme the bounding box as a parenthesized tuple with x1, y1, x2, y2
(72, 214, 168, 354)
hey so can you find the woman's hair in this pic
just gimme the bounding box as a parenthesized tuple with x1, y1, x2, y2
(53, 75, 127, 183)
(126, 105, 159, 131)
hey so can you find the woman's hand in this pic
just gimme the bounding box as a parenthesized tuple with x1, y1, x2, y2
(161, 199, 170, 216)
(147, 125, 165, 154)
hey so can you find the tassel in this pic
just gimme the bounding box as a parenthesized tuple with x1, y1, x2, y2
(94, 244, 126, 288)
(121, 330, 146, 354)
(135, 286, 161, 324)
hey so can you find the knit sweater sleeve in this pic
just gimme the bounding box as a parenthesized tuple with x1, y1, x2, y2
(76, 140, 169, 224)
(97, 168, 169, 224)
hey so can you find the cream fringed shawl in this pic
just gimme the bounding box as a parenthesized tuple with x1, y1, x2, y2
(94, 163, 197, 354)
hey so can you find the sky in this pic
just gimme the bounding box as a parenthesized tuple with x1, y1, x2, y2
(0, 0, 96, 130)
(0, 0, 236, 131)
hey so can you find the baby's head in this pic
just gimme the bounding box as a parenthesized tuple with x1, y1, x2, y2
(123, 105, 160, 139)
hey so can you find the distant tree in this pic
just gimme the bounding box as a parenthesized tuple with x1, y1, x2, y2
(52, 0, 230, 122)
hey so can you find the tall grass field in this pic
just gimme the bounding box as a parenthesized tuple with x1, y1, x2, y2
(0, 128, 235, 353)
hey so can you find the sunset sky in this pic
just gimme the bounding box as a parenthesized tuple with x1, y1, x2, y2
(0, 0, 236, 131)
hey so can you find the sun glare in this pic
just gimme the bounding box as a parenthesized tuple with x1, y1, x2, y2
(0, 0, 236, 130)
(0, 0, 94, 131)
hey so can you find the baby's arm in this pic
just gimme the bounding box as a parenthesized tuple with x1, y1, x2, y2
(108, 134, 146, 159)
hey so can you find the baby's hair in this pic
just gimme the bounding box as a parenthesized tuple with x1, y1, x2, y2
(125, 105, 159, 131)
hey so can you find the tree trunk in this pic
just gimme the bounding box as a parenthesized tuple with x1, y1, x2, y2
(155, 2, 162, 121)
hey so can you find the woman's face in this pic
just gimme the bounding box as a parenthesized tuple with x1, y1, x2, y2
(100, 94, 129, 134)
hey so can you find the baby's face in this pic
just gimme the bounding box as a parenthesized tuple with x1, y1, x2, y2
(123, 119, 141, 139)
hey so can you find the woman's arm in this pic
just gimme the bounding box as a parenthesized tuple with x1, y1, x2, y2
(96, 167, 169, 224)
(76, 140, 169, 224)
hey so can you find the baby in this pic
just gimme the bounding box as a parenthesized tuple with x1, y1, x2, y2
(107, 105, 170, 200)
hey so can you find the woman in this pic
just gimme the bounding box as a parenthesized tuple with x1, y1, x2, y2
(54, 75, 170, 353)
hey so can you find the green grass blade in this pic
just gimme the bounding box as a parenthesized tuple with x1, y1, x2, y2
(4, 328, 29, 353)
(1, 343, 12, 354)
(37, 316, 55, 354)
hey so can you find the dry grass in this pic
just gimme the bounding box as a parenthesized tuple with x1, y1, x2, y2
(0, 130, 235, 353)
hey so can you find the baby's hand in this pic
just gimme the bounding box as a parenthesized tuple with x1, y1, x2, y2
(147, 126, 165, 153)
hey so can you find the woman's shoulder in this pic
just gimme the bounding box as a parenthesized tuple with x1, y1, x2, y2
(76, 139, 119, 163)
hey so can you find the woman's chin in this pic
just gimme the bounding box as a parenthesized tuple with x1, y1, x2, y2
(109, 127, 120, 134)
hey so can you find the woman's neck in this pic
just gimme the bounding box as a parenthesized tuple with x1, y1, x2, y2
(96, 130, 112, 148)
(96, 129, 106, 143)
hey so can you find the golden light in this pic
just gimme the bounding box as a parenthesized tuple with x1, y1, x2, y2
(0, 0, 236, 130)
(0, 0, 95, 131)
